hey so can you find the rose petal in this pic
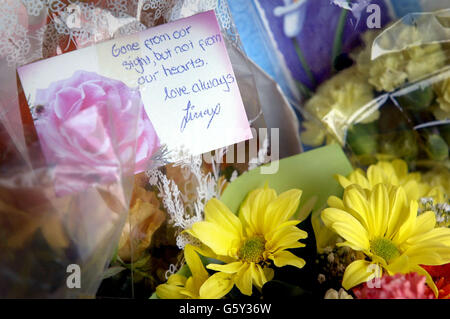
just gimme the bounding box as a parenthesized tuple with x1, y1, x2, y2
(54, 87, 84, 120)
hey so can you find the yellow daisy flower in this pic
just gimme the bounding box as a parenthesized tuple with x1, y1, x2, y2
(322, 183, 450, 296)
(335, 159, 445, 203)
(156, 244, 234, 299)
(186, 186, 307, 296)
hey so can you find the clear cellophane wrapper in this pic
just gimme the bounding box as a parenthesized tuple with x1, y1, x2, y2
(300, 9, 450, 172)
(0, 0, 279, 298)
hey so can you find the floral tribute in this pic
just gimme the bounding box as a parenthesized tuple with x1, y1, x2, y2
(140, 156, 448, 300)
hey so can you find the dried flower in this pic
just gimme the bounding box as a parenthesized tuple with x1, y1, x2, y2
(324, 288, 353, 299)
(118, 175, 166, 262)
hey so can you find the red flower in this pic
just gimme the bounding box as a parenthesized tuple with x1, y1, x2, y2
(422, 264, 450, 299)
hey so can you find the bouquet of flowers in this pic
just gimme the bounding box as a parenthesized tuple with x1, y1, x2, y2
(0, 0, 449, 301)
(300, 9, 450, 170)
(147, 145, 449, 300)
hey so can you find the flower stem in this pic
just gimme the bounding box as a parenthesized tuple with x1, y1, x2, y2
(292, 38, 316, 88)
(332, 8, 348, 73)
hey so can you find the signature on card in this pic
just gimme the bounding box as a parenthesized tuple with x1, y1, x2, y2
(180, 100, 221, 132)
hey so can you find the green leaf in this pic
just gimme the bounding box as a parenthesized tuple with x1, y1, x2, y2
(220, 144, 353, 217)
(427, 134, 449, 161)
(346, 122, 378, 157)
(395, 86, 435, 111)
(132, 255, 151, 269)
(332, 8, 348, 73)
(102, 266, 126, 280)
(149, 292, 159, 299)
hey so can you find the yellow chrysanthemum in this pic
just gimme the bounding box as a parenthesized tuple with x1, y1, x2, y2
(321, 183, 450, 295)
(354, 26, 447, 92)
(186, 186, 307, 296)
(335, 159, 445, 203)
(156, 244, 234, 299)
(301, 66, 378, 146)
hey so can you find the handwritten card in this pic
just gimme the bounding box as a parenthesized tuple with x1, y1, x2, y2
(18, 11, 252, 165)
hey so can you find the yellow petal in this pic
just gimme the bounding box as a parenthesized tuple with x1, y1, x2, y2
(394, 200, 418, 244)
(263, 267, 274, 282)
(408, 211, 436, 239)
(342, 186, 370, 231)
(367, 166, 386, 186)
(270, 250, 306, 269)
(266, 226, 307, 251)
(336, 174, 354, 189)
(235, 263, 253, 296)
(264, 189, 302, 233)
(321, 208, 370, 250)
(402, 180, 422, 201)
(252, 264, 270, 288)
(183, 276, 196, 295)
(369, 183, 390, 238)
(266, 220, 300, 238)
(205, 198, 243, 238)
(199, 272, 234, 299)
(179, 286, 197, 298)
(386, 187, 408, 240)
(156, 283, 187, 299)
(240, 187, 277, 234)
(392, 159, 408, 181)
(190, 221, 240, 256)
(406, 250, 448, 266)
(184, 245, 208, 289)
(407, 227, 450, 246)
(207, 262, 243, 274)
(342, 260, 375, 290)
(348, 169, 372, 189)
(249, 263, 264, 289)
(375, 162, 397, 184)
(403, 242, 450, 265)
(384, 254, 409, 275)
(189, 243, 218, 260)
(167, 274, 187, 286)
(336, 241, 370, 253)
(327, 195, 345, 210)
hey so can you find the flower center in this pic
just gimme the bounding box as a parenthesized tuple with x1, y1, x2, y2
(238, 236, 266, 263)
(370, 238, 400, 263)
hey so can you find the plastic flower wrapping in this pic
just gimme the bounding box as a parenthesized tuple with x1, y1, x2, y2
(299, 8, 450, 171)
(0, 0, 449, 302)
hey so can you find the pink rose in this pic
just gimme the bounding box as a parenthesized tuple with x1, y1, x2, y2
(34, 70, 160, 195)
